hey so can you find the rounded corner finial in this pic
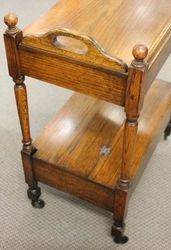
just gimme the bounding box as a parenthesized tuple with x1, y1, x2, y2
(132, 44, 148, 61)
(4, 13, 18, 29)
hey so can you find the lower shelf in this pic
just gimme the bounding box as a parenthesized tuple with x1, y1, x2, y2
(28, 79, 171, 211)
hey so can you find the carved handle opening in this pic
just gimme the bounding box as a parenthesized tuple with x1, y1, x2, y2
(53, 35, 88, 55)
(50, 29, 100, 58)
(22, 28, 128, 73)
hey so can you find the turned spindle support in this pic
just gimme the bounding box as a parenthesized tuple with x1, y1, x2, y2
(4, 13, 45, 208)
(112, 45, 148, 244)
(14, 75, 33, 153)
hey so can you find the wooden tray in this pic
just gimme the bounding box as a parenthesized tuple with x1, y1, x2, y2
(16, 1, 171, 105)
(3, 0, 171, 243)
(22, 79, 171, 211)
(23, 0, 171, 66)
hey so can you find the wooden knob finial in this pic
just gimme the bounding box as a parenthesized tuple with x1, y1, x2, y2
(4, 13, 18, 33)
(132, 44, 148, 61)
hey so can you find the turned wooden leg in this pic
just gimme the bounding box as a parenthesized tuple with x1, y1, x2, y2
(14, 76, 45, 208)
(111, 45, 148, 244)
(112, 181, 129, 244)
(4, 14, 44, 208)
(111, 119, 138, 244)
(164, 118, 171, 140)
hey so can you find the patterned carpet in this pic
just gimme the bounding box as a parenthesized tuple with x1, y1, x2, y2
(0, 1, 171, 249)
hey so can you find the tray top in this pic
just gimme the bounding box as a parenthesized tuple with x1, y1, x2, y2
(23, 0, 171, 65)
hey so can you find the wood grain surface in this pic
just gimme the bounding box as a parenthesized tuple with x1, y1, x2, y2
(19, 47, 127, 105)
(23, 0, 171, 66)
(3, 6, 171, 239)
(32, 79, 171, 191)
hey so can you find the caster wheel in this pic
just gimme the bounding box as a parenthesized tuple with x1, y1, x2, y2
(111, 224, 128, 244)
(31, 199, 45, 209)
(164, 120, 171, 140)
(164, 135, 168, 140)
(27, 186, 45, 208)
(113, 235, 128, 244)
(27, 187, 41, 200)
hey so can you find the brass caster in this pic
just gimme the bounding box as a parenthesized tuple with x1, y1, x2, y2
(111, 222, 129, 244)
(27, 185, 45, 209)
(113, 234, 128, 244)
(164, 119, 171, 140)
(31, 199, 45, 209)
